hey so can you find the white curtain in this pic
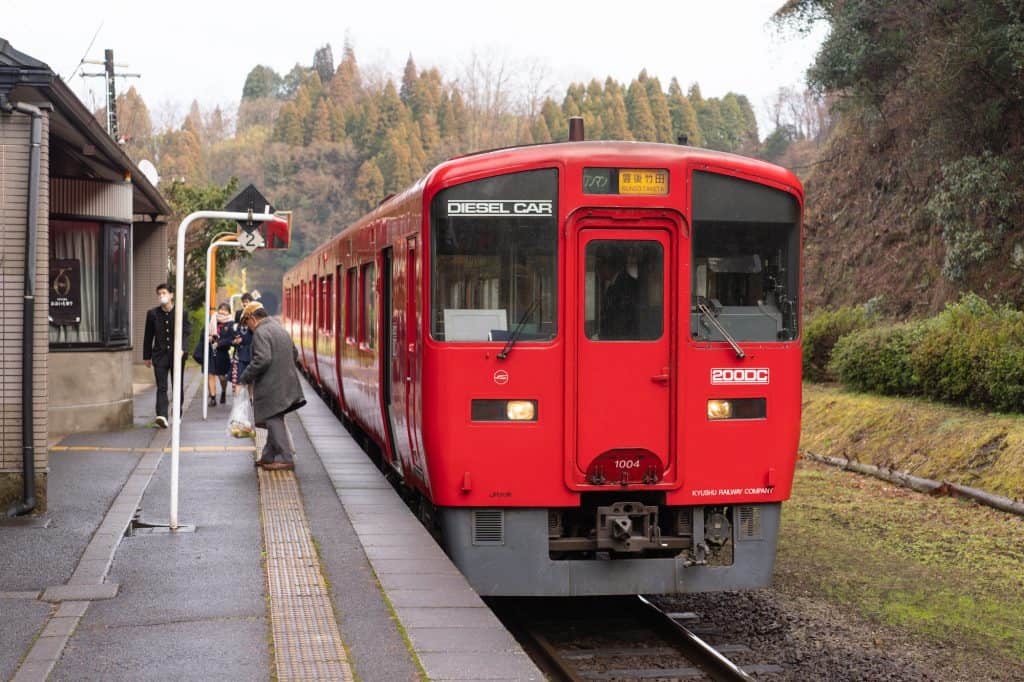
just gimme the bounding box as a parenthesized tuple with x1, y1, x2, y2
(49, 220, 100, 344)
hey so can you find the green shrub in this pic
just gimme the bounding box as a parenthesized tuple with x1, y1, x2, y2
(829, 322, 924, 396)
(909, 294, 1024, 411)
(832, 294, 1024, 413)
(802, 305, 872, 381)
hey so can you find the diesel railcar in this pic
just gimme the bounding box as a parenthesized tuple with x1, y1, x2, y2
(282, 139, 803, 596)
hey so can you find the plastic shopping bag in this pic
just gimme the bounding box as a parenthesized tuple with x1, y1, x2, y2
(228, 390, 255, 438)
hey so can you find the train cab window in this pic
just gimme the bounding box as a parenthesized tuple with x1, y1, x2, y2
(346, 267, 357, 340)
(691, 171, 800, 343)
(584, 240, 664, 341)
(430, 168, 558, 342)
(361, 262, 376, 349)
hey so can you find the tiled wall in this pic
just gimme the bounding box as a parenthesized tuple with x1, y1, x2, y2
(0, 109, 50, 476)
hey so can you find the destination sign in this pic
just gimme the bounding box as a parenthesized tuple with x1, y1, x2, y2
(619, 168, 669, 195)
(447, 200, 553, 217)
(583, 167, 670, 196)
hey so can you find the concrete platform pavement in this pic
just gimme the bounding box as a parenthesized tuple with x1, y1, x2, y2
(52, 383, 270, 681)
(3, 366, 545, 681)
(0, 372, 199, 681)
(293, 378, 544, 682)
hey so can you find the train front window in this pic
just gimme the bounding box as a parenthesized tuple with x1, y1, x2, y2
(691, 171, 800, 343)
(430, 168, 558, 342)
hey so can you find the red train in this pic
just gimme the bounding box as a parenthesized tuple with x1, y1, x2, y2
(282, 137, 803, 596)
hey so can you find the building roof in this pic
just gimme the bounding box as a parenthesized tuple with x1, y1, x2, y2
(0, 38, 170, 217)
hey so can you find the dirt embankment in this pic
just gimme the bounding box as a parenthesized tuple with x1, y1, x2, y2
(800, 382, 1024, 501)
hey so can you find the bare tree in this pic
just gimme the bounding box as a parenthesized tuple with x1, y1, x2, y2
(457, 49, 517, 149)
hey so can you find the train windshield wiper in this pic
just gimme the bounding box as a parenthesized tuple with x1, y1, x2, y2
(697, 302, 746, 360)
(498, 297, 541, 360)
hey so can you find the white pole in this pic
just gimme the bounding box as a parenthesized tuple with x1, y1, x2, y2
(203, 235, 241, 421)
(172, 210, 277, 530)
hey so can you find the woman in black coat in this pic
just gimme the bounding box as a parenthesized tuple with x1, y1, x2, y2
(208, 303, 234, 406)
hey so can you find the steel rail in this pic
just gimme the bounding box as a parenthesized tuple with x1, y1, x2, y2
(636, 595, 754, 681)
(500, 595, 758, 682)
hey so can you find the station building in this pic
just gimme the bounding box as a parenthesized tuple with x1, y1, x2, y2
(1, 39, 170, 511)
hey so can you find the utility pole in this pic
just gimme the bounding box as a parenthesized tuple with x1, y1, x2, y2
(81, 49, 140, 140)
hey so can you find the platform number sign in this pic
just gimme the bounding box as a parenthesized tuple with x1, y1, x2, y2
(238, 229, 265, 253)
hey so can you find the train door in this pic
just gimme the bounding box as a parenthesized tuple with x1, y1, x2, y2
(576, 228, 673, 481)
(405, 237, 424, 475)
(386, 237, 424, 478)
(334, 265, 345, 406)
(380, 247, 401, 474)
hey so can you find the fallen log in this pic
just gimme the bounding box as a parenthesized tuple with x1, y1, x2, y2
(802, 451, 1024, 518)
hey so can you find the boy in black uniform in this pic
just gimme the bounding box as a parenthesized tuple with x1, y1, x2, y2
(142, 283, 192, 427)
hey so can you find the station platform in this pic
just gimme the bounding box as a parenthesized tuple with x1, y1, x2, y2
(0, 370, 541, 681)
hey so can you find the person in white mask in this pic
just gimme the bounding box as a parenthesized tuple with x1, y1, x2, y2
(142, 283, 192, 427)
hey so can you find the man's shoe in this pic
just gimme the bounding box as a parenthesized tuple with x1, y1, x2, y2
(155, 416, 168, 428)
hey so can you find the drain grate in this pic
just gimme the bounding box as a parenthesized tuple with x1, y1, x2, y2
(259, 468, 353, 681)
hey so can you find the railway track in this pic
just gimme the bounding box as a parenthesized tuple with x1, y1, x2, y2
(491, 595, 783, 681)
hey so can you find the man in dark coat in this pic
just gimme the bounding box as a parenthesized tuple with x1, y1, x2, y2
(597, 250, 640, 340)
(142, 283, 192, 428)
(238, 303, 306, 470)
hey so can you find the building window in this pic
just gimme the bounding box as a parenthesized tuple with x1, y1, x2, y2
(103, 224, 131, 343)
(361, 261, 376, 349)
(49, 220, 131, 348)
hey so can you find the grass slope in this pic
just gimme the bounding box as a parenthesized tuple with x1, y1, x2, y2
(777, 461, 1024, 667)
(801, 382, 1024, 500)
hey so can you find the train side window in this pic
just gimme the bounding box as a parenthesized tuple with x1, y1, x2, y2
(360, 262, 376, 349)
(584, 240, 664, 341)
(346, 267, 357, 340)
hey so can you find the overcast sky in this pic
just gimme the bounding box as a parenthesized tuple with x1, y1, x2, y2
(5, 0, 826, 136)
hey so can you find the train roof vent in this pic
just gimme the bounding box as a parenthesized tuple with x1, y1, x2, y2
(737, 505, 762, 541)
(472, 510, 505, 546)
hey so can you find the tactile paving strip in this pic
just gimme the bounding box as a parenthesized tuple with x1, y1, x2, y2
(259, 467, 353, 681)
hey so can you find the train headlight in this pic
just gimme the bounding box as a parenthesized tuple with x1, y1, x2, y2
(707, 399, 733, 420)
(707, 398, 767, 420)
(471, 399, 538, 421)
(506, 400, 536, 421)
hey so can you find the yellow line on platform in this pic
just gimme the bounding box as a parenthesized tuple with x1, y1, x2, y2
(259, 468, 354, 681)
(50, 445, 252, 454)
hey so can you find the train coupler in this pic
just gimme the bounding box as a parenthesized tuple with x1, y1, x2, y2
(596, 501, 661, 553)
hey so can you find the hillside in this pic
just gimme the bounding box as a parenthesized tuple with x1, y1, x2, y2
(108, 44, 778, 304)
(775, 1, 1024, 316)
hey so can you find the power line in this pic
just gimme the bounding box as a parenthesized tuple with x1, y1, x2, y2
(66, 21, 104, 82)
